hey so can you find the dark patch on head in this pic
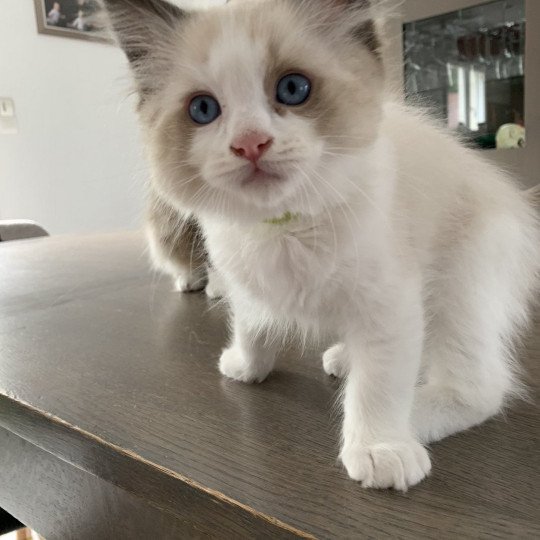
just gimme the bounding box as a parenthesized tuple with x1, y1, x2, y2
(136, 87, 155, 110)
(340, 0, 380, 58)
(304, 1, 380, 58)
(265, 59, 316, 118)
(102, 0, 185, 28)
(342, 0, 370, 6)
(265, 56, 345, 140)
(352, 20, 381, 58)
(261, 8, 383, 145)
(147, 101, 204, 209)
(135, 0, 185, 21)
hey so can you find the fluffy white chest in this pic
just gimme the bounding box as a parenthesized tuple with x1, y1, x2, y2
(203, 217, 353, 321)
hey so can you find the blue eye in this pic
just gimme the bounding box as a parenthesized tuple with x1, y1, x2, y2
(188, 95, 221, 125)
(276, 73, 311, 106)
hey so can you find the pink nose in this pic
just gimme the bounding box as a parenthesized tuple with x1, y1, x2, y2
(231, 131, 273, 163)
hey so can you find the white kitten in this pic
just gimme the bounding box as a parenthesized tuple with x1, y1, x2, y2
(103, 0, 539, 490)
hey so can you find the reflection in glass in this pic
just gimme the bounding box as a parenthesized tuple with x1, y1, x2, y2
(403, 0, 525, 150)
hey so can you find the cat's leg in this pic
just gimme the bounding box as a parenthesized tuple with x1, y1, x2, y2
(412, 302, 512, 444)
(340, 287, 431, 491)
(413, 271, 525, 441)
(219, 308, 278, 384)
(146, 191, 208, 292)
(322, 343, 348, 378)
(412, 205, 538, 444)
(412, 303, 515, 444)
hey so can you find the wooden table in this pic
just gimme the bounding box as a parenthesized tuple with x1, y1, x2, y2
(0, 232, 538, 539)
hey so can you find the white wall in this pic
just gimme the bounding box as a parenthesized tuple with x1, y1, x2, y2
(0, 0, 146, 235)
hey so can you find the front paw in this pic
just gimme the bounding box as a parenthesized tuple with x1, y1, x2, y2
(219, 347, 271, 384)
(340, 438, 431, 491)
(322, 343, 348, 378)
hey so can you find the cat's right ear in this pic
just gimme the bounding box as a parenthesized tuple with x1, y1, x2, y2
(299, 0, 381, 58)
(100, 0, 186, 93)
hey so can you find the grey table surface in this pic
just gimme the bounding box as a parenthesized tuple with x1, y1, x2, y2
(0, 232, 538, 539)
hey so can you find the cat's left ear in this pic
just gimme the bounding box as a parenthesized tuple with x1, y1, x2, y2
(305, 0, 381, 58)
(100, 0, 186, 96)
(101, 0, 185, 61)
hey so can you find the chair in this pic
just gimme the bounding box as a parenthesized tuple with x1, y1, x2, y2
(0, 220, 49, 242)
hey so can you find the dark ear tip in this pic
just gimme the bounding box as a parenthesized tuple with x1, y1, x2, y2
(101, 0, 186, 86)
(353, 20, 381, 57)
(101, 0, 185, 22)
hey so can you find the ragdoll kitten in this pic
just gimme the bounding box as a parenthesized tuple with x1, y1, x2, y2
(102, 0, 539, 490)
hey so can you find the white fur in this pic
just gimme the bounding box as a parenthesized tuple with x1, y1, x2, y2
(322, 343, 348, 378)
(201, 102, 539, 490)
(185, 17, 537, 490)
(205, 267, 226, 299)
(106, 0, 540, 491)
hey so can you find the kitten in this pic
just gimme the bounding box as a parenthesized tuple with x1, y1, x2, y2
(102, 0, 540, 490)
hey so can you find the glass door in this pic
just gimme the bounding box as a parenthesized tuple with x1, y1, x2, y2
(403, 0, 525, 150)
(385, 0, 539, 187)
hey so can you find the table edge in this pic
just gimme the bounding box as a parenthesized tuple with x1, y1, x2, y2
(0, 391, 313, 539)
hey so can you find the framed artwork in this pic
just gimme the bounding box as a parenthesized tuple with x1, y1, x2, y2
(34, 0, 108, 43)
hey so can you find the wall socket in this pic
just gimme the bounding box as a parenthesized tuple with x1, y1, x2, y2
(0, 97, 18, 134)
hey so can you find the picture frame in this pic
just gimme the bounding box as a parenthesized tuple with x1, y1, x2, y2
(34, 0, 109, 43)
